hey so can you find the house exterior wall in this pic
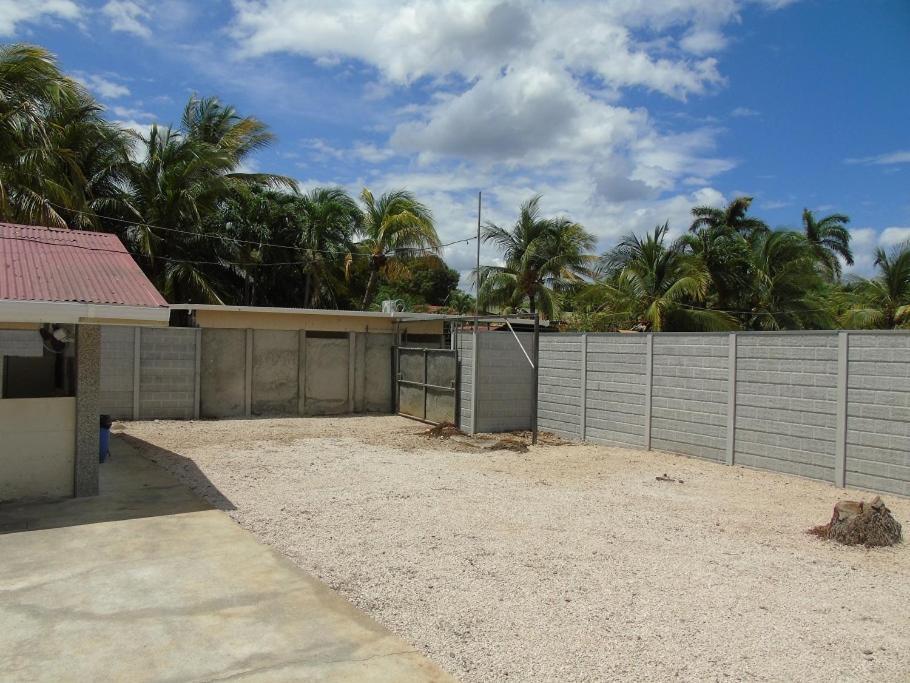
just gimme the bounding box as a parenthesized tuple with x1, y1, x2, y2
(0, 397, 75, 502)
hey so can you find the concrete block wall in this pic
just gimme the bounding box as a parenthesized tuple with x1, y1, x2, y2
(652, 335, 729, 462)
(537, 334, 583, 439)
(139, 328, 197, 420)
(735, 334, 838, 481)
(585, 335, 647, 447)
(463, 330, 910, 497)
(99, 326, 135, 418)
(0, 329, 43, 358)
(456, 333, 473, 431)
(100, 325, 396, 421)
(846, 334, 910, 496)
(472, 332, 535, 433)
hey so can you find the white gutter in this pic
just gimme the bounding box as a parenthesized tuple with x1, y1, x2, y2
(0, 300, 170, 325)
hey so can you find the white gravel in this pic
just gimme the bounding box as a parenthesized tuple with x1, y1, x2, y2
(121, 416, 910, 682)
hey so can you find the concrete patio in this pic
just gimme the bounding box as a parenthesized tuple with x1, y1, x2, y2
(0, 437, 452, 682)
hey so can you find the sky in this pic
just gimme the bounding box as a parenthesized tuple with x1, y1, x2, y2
(3, 0, 909, 286)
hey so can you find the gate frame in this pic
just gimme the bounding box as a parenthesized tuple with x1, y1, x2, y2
(395, 345, 457, 424)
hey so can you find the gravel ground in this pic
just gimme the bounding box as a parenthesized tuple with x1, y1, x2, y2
(120, 416, 910, 682)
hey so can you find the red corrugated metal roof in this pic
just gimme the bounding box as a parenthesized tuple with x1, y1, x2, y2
(0, 223, 168, 308)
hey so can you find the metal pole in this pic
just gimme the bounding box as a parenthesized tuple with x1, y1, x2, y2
(474, 191, 481, 326)
(531, 312, 539, 445)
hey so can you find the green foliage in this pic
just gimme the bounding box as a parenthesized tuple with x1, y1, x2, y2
(0, 42, 887, 329)
(840, 242, 910, 329)
(582, 223, 738, 332)
(477, 195, 595, 319)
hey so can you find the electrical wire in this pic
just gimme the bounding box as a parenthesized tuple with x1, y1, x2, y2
(41, 202, 478, 260)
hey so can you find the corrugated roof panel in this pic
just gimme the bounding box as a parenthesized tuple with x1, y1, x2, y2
(0, 223, 168, 308)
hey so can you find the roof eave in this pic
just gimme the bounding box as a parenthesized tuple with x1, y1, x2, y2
(0, 300, 170, 326)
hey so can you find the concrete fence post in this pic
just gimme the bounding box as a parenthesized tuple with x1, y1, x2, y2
(726, 333, 737, 466)
(244, 329, 253, 417)
(297, 330, 307, 416)
(644, 333, 653, 450)
(193, 328, 202, 419)
(471, 331, 479, 435)
(580, 333, 587, 441)
(348, 332, 356, 414)
(132, 326, 141, 420)
(835, 331, 849, 487)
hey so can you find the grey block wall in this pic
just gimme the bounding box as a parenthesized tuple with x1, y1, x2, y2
(537, 334, 583, 439)
(200, 329, 245, 418)
(305, 337, 350, 415)
(585, 335, 647, 447)
(846, 334, 910, 496)
(461, 329, 910, 497)
(101, 326, 398, 421)
(139, 328, 197, 419)
(364, 333, 394, 413)
(251, 330, 298, 416)
(99, 326, 135, 418)
(735, 334, 838, 481)
(472, 332, 535, 433)
(0, 330, 43, 357)
(456, 333, 473, 432)
(651, 335, 729, 462)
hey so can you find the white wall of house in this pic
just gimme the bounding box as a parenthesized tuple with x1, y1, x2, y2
(0, 397, 75, 501)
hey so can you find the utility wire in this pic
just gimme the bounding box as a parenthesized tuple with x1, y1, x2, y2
(42, 202, 478, 259)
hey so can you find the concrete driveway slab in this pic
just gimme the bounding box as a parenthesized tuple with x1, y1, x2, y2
(0, 440, 454, 682)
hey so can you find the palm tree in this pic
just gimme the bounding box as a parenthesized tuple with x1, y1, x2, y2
(353, 188, 439, 310)
(298, 187, 360, 308)
(840, 242, 910, 329)
(583, 223, 736, 331)
(477, 195, 594, 319)
(181, 96, 295, 191)
(115, 96, 295, 303)
(0, 44, 130, 228)
(745, 230, 832, 330)
(690, 196, 769, 239)
(801, 208, 853, 279)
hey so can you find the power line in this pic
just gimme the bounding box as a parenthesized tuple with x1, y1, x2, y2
(44, 202, 477, 258)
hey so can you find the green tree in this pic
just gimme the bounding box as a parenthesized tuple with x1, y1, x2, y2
(297, 187, 360, 308)
(840, 242, 910, 329)
(690, 196, 769, 240)
(352, 188, 439, 310)
(801, 208, 853, 280)
(477, 195, 595, 319)
(118, 97, 294, 303)
(583, 222, 737, 332)
(0, 44, 129, 228)
(744, 230, 833, 330)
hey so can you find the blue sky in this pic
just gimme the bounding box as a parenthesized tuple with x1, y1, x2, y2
(4, 0, 909, 283)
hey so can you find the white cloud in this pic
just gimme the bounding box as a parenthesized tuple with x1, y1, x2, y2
(111, 105, 156, 120)
(229, 1, 727, 98)
(0, 0, 80, 36)
(74, 73, 131, 99)
(731, 106, 760, 117)
(102, 0, 151, 38)
(878, 226, 910, 248)
(228, 0, 800, 282)
(845, 227, 910, 277)
(844, 150, 910, 166)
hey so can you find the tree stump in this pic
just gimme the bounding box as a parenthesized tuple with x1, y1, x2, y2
(813, 496, 903, 547)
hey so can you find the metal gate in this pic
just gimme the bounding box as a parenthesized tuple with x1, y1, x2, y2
(395, 346, 457, 424)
